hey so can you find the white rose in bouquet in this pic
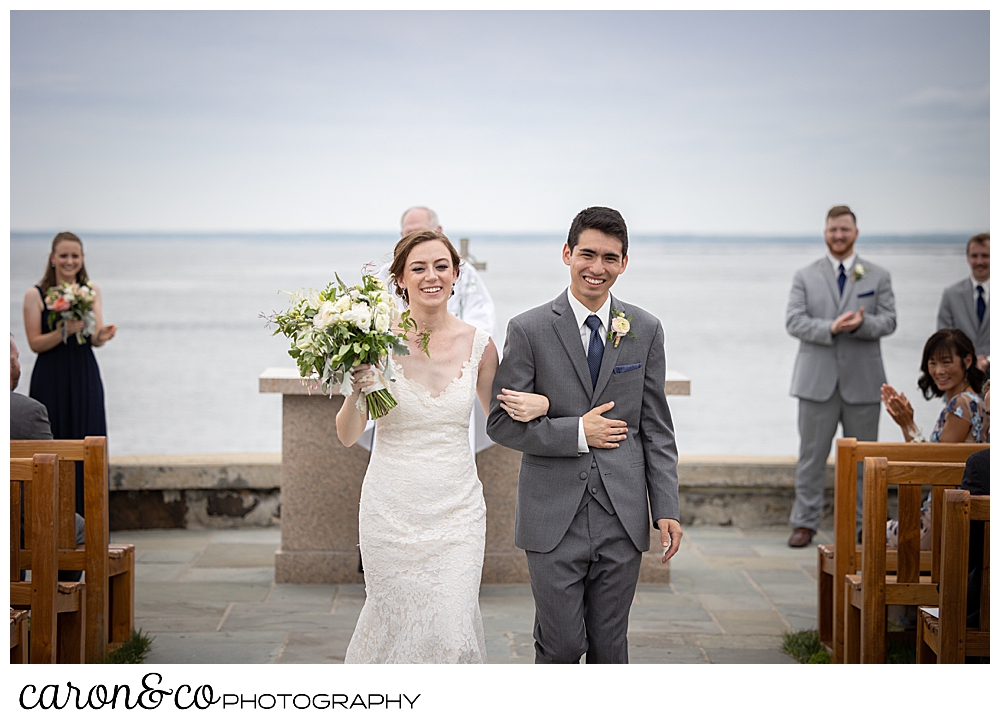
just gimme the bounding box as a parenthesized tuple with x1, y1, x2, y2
(313, 301, 339, 329)
(343, 302, 372, 333)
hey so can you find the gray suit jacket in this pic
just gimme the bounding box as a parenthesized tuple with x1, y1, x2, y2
(937, 278, 989, 356)
(487, 290, 679, 553)
(786, 256, 896, 404)
(10, 393, 54, 440)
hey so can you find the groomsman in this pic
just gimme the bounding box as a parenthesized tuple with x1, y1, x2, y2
(937, 233, 989, 371)
(785, 206, 897, 547)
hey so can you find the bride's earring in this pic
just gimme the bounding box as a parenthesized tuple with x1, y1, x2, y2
(401, 287, 409, 303)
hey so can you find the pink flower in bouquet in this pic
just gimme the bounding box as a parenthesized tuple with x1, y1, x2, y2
(51, 297, 71, 312)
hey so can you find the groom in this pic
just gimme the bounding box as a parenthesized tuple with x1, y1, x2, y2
(487, 206, 681, 664)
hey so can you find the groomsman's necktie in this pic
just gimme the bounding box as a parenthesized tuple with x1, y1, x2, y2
(837, 263, 847, 296)
(585, 315, 604, 389)
(976, 284, 986, 323)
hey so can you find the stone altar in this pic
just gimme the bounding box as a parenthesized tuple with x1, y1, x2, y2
(260, 368, 691, 584)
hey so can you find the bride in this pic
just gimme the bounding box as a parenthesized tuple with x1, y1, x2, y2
(336, 229, 547, 664)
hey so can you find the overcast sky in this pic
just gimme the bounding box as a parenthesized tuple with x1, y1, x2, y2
(10, 10, 989, 234)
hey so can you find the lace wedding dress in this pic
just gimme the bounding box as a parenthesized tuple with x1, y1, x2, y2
(344, 328, 489, 664)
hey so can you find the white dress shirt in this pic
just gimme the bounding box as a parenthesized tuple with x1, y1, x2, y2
(827, 252, 857, 281)
(565, 289, 612, 453)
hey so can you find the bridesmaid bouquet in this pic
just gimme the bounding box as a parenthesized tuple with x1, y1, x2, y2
(45, 282, 97, 345)
(266, 266, 417, 419)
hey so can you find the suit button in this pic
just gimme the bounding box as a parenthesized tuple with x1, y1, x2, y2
(591, 487, 598, 494)
(591, 460, 597, 468)
(580, 472, 588, 480)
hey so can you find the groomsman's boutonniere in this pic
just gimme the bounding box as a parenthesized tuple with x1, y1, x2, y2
(607, 309, 635, 348)
(852, 263, 866, 282)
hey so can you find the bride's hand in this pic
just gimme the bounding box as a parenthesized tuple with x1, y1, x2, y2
(497, 389, 549, 422)
(350, 364, 376, 394)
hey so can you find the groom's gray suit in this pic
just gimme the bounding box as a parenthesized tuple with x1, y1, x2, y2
(786, 255, 896, 532)
(487, 289, 679, 663)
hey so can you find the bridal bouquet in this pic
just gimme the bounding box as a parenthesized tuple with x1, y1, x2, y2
(45, 282, 96, 345)
(266, 267, 416, 419)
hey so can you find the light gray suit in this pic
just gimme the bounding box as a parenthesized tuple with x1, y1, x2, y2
(786, 256, 896, 531)
(937, 278, 989, 356)
(487, 290, 678, 663)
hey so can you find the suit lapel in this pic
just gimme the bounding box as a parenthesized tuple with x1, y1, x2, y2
(591, 295, 625, 403)
(551, 291, 594, 394)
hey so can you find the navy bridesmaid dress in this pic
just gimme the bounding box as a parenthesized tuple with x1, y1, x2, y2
(28, 285, 107, 515)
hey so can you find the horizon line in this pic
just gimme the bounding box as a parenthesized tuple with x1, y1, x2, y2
(9, 228, 982, 238)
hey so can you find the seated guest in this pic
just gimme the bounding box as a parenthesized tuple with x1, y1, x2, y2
(881, 328, 988, 445)
(881, 329, 988, 550)
(11, 336, 85, 581)
(937, 233, 989, 372)
(11, 336, 53, 439)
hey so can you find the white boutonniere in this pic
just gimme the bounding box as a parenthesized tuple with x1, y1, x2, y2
(607, 308, 635, 348)
(852, 263, 866, 281)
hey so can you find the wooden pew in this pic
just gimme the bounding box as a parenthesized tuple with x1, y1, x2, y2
(820, 439, 988, 663)
(843, 458, 965, 663)
(10, 455, 86, 663)
(10, 609, 29, 664)
(916, 489, 990, 663)
(10, 437, 135, 663)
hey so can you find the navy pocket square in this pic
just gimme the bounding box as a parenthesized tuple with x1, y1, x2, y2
(857, 290, 874, 298)
(613, 363, 642, 374)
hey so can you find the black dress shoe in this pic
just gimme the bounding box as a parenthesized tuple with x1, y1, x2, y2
(788, 527, 815, 548)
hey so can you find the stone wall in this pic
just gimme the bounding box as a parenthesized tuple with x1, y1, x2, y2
(109, 452, 834, 531)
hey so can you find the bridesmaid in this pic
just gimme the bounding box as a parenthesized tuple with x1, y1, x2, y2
(23, 232, 116, 515)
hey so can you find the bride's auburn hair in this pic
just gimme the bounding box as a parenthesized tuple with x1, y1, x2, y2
(389, 229, 462, 300)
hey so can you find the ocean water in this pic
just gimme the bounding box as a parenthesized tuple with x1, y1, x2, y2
(9, 232, 974, 457)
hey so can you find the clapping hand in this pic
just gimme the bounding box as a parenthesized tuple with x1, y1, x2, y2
(94, 324, 117, 345)
(881, 383, 915, 432)
(831, 307, 864, 335)
(497, 389, 550, 422)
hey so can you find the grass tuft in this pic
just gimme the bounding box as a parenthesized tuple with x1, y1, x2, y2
(782, 629, 828, 663)
(103, 629, 154, 664)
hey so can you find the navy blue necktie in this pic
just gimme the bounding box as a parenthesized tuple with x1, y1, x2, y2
(585, 315, 604, 389)
(837, 263, 846, 296)
(976, 284, 986, 323)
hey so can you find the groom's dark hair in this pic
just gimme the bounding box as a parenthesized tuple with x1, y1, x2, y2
(567, 207, 628, 258)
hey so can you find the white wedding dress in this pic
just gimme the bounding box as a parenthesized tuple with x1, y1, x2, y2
(344, 328, 489, 664)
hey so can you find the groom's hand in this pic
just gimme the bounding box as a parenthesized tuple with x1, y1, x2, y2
(657, 518, 683, 563)
(583, 401, 628, 449)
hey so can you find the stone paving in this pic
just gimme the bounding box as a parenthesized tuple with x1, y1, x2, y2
(111, 525, 830, 664)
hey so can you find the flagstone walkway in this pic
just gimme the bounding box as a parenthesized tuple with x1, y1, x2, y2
(112, 525, 829, 664)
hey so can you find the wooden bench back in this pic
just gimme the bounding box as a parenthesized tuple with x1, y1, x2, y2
(10, 455, 60, 663)
(860, 457, 966, 656)
(831, 439, 987, 663)
(836, 440, 988, 568)
(9, 438, 110, 662)
(10, 438, 109, 552)
(938, 489, 990, 660)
